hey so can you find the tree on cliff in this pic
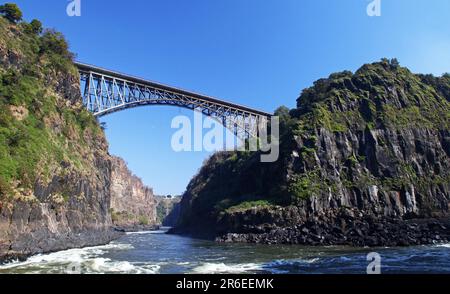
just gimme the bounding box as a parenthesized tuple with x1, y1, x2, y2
(40, 29, 72, 58)
(29, 19, 43, 34)
(274, 106, 293, 127)
(0, 3, 22, 23)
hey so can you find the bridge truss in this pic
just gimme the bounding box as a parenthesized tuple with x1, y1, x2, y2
(76, 62, 271, 139)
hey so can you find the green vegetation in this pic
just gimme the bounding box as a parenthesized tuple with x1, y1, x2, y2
(40, 29, 72, 58)
(291, 58, 450, 132)
(288, 170, 322, 200)
(0, 3, 22, 23)
(0, 5, 103, 200)
(156, 203, 166, 223)
(156, 197, 181, 224)
(138, 215, 150, 226)
(311, 105, 348, 132)
(110, 209, 120, 222)
(176, 57, 450, 227)
(225, 200, 273, 213)
(110, 209, 152, 226)
(29, 19, 42, 34)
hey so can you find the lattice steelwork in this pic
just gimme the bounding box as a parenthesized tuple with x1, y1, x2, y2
(75, 62, 271, 138)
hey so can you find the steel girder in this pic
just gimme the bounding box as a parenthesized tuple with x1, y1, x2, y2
(76, 62, 271, 139)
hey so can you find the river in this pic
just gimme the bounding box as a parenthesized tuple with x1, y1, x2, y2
(1, 228, 449, 274)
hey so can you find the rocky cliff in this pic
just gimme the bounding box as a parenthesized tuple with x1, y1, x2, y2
(0, 15, 124, 262)
(110, 156, 157, 230)
(156, 196, 181, 226)
(173, 59, 450, 246)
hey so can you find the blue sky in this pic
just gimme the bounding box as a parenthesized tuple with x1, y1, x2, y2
(10, 0, 450, 195)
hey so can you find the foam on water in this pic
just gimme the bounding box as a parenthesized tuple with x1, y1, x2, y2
(191, 257, 323, 274)
(260, 258, 322, 274)
(1, 232, 449, 274)
(191, 262, 263, 274)
(126, 231, 156, 235)
(126, 229, 169, 235)
(84, 258, 159, 274)
(0, 242, 160, 274)
(268, 258, 320, 267)
(436, 243, 450, 248)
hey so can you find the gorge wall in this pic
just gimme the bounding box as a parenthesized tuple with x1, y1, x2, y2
(0, 13, 157, 262)
(110, 156, 157, 230)
(156, 196, 181, 226)
(172, 59, 450, 246)
(0, 16, 120, 262)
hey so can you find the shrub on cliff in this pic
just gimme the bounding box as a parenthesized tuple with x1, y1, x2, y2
(21, 19, 43, 36)
(40, 29, 71, 57)
(0, 6, 103, 201)
(138, 215, 150, 226)
(29, 19, 43, 34)
(0, 3, 22, 23)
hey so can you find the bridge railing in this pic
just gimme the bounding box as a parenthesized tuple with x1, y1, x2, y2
(76, 62, 271, 139)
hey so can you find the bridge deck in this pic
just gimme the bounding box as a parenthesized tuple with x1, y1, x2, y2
(74, 62, 271, 117)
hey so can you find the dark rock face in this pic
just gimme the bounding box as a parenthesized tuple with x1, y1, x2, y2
(214, 207, 450, 246)
(160, 198, 181, 227)
(163, 202, 181, 227)
(155, 196, 181, 226)
(173, 60, 450, 247)
(0, 201, 121, 262)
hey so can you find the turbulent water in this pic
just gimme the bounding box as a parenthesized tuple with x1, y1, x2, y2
(1, 229, 449, 274)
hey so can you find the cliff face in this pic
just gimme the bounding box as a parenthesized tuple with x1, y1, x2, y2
(0, 17, 120, 261)
(110, 156, 157, 230)
(156, 196, 181, 226)
(173, 59, 450, 246)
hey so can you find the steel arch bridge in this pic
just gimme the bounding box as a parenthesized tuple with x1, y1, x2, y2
(75, 62, 271, 138)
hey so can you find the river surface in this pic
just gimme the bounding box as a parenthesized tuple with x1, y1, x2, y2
(1, 228, 449, 274)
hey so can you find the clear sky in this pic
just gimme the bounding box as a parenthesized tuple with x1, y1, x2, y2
(10, 0, 450, 195)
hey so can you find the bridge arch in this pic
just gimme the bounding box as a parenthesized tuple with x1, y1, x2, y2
(75, 62, 271, 139)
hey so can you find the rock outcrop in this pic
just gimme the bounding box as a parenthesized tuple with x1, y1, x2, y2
(110, 157, 157, 230)
(155, 196, 181, 226)
(0, 16, 121, 262)
(172, 59, 450, 246)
